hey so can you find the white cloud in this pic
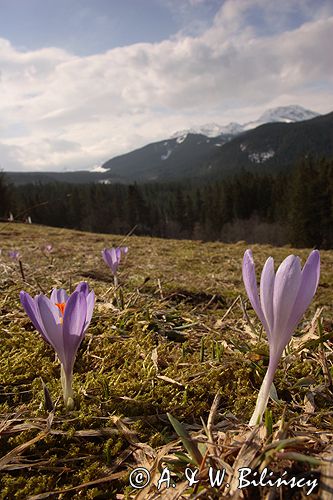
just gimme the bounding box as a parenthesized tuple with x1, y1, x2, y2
(1, 0, 333, 171)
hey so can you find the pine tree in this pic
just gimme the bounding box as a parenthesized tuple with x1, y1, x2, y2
(0, 171, 13, 217)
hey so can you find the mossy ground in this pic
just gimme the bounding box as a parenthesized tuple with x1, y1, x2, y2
(0, 223, 332, 499)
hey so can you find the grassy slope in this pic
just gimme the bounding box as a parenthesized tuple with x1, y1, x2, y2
(0, 223, 332, 499)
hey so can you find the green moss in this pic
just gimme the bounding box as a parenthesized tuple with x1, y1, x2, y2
(1, 475, 55, 500)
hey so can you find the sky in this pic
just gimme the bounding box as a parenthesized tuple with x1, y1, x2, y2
(0, 0, 332, 172)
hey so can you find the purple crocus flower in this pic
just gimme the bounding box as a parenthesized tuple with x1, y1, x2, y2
(242, 249, 320, 425)
(8, 250, 20, 261)
(102, 246, 128, 286)
(102, 248, 120, 275)
(20, 282, 95, 409)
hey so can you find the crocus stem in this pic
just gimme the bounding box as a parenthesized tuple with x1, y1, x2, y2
(61, 364, 75, 410)
(249, 357, 279, 426)
(113, 274, 118, 288)
(118, 287, 124, 310)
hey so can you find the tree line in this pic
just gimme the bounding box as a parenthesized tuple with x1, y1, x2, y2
(1, 156, 332, 248)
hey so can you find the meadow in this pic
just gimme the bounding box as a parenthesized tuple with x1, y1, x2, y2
(0, 223, 332, 499)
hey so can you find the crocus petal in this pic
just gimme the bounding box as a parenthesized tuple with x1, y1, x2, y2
(37, 295, 65, 364)
(62, 291, 87, 375)
(9, 250, 20, 260)
(116, 247, 122, 261)
(102, 248, 119, 275)
(20, 291, 46, 339)
(110, 247, 118, 265)
(84, 290, 95, 332)
(75, 282, 89, 297)
(102, 249, 113, 270)
(259, 257, 275, 340)
(101, 248, 109, 265)
(121, 246, 128, 255)
(102, 249, 111, 268)
(50, 288, 69, 304)
(242, 250, 270, 335)
(272, 255, 302, 351)
(287, 250, 320, 333)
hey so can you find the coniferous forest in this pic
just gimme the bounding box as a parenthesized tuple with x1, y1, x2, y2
(1, 155, 333, 249)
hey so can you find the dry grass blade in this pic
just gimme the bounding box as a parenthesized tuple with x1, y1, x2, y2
(151, 347, 159, 372)
(220, 294, 241, 322)
(239, 295, 260, 339)
(139, 480, 189, 500)
(207, 391, 221, 443)
(111, 415, 155, 470)
(319, 444, 333, 499)
(0, 429, 49, 470)
(1, 460, 54, 471)
(27, 470, 126, 499)
(157, 375, 184, 387)
(228, 426, 264, 496)
(0, 412, 24, 436)
(134, 441, 179, 499)
(50, 427, 119, 437)
(110, 416, 152, 450)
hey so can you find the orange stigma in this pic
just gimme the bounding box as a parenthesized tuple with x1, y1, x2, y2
(56, 302, 66, 316)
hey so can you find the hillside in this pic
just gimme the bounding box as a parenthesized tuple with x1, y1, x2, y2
(209, 111, 333, 177)
(0, 222, 333, 498)
(100, 132, 230, 182)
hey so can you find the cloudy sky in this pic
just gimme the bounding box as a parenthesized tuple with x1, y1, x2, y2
(0, 0, 332, 172)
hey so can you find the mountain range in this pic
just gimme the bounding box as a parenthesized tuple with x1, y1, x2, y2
(170, 104, 319, 138)
(5, 105, 333, 185)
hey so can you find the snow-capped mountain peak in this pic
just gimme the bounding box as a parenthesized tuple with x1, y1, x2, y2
(171, 123, 225, 139)
(258, 105, 320, 124)
(218, 122, 244, 135)
(171, 105, 320, 141)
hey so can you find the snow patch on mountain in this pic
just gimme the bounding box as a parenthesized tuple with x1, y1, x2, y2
(98, 178, 112, 184)
(161, 149, 172, 160)
(248, 149, 275, 163)
(171, 128, 196, 138)
(176, 134, 187, 144)
(90, 164, 109, 173)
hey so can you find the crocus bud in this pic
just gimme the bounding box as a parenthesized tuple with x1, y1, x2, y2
(242, 249, 320, 425)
